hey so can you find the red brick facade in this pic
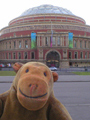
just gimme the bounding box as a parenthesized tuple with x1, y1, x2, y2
(0, 9, 90, 68)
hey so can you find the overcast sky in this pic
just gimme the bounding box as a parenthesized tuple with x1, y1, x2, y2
(0, 0, 90, 30)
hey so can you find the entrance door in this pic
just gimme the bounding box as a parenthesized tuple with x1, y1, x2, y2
(46, 51, 60, 68)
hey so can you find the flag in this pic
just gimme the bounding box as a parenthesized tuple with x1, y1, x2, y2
(68, 32, 73, 48)
(31, 33, 36, 49)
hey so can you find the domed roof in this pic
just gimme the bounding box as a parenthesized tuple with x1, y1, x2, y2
(20, 4, 74, 16)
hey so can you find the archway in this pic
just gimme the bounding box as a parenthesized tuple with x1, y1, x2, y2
(46, 51, 60, 68)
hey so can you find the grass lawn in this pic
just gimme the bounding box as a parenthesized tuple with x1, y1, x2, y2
(0, 71, 90, 76)
(0, 71, 16, 76)
(73, 72, 90, 75)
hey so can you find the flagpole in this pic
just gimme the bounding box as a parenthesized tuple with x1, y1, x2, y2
(51, 21, 52, 32)
(50, 21, 53, 47)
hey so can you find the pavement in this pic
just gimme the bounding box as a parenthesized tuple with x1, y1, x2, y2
(58, 75, 90, 82)
(57, 71, 75, 75)
(0, 74, 90, 83)
(0, 75, 90, 120)
(0, 76, 14, 83)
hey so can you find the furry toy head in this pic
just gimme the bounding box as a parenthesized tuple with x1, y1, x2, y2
(13, 62, 58, 111)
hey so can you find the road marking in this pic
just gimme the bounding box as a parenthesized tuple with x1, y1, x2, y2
(65, 104, 90, 106)
(57, 81, 90, 82)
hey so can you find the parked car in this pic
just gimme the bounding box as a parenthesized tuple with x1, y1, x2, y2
(7, 63, 11, 67)
(0, 64, 2, 67)
(0, 64, 5, 67)
(49, 67, 57, 71)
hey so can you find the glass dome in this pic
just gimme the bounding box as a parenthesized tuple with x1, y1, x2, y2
(20, 4, 74, 16)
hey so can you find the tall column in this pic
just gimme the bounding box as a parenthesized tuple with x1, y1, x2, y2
(61, 36, 64, 46)
(66, 35, 69, 47)
(61, 36, 63, 46)
(39, 49, 43, 60)
(42, 36, 45, 46)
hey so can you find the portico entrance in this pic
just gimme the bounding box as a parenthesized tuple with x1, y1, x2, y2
(46, 51, 60, 68)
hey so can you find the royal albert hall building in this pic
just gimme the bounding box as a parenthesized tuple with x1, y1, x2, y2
(0, 4, 90, 68)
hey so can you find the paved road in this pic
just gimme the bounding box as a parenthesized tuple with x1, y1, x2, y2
(54, 81, 90, 120)
(0, 75, 90, 82)
(0, 76, 90, 120)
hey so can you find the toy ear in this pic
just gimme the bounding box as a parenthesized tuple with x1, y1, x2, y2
(52, 72, 58, 82)
(13, 62, 23, 73)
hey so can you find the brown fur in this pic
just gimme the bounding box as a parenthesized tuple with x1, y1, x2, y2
(0, 62, 72, 120)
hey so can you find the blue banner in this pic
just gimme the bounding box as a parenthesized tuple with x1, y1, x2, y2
(68, 33, 73, 48)
(31, 33, 36, 49)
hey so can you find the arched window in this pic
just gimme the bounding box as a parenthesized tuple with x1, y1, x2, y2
(25, 40, 28, 48)
(9, 41, 11, 49)
(9, 53, 11, 59)
(6, 42, 7, 49)
(89, 41, 90, 48)
(18, 52, 21, 59)
(80, 41, 82, 48)
(13, 53, 16, 59)
(57, 37, 60, 45)
(52, 37, 56, 46)
(19, 41, 21, 48)
(74, 52, 77, 59)
(31, 52, 35, 59)
(14, 41, 16, 48)
(85, 52, 87, 59)
(74, 40, 77, 48)
(24, 52, 27, 59)
(85, 41, 86, 48)
(45, 37, 48, 46)
(69, 52, 72, 59)
(80, 52, 83, 59)
(89, 52, 90, 58)
(5, 53, 7, 59)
